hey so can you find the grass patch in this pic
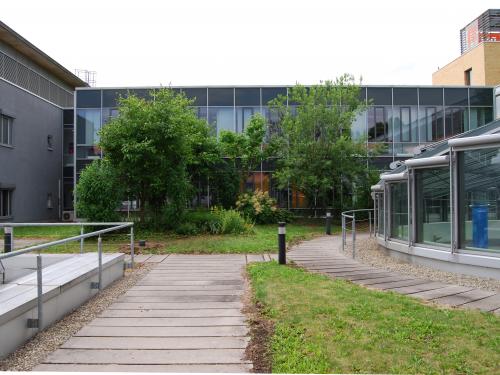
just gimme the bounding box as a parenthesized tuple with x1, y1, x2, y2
(7, 223, 330, 254)
(248, 262, 500, 374)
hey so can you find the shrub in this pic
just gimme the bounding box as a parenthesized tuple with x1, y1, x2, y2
(75, 160, 124, 222)
(236, 190, 293, 224)
(175, 222, 199, 236)
(181, 208, 252, 235)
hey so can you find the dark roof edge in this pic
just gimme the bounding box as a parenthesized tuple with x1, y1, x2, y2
(0, 20, 88, 88)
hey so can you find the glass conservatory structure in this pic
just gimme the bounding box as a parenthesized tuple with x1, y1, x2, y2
(372, 118, 500, 279)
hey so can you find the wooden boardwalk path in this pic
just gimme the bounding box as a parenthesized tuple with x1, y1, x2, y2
(288, 236, 500, 314)
(35, 253, 274, 372)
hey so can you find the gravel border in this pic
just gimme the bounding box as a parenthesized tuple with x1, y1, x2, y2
(341, 236, 500, 292)
(0, 263, 153, 371)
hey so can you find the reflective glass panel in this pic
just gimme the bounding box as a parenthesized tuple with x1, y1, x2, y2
(469, 88, 493, 106)
(367, 87, 392, 105)
(76, 90, 101, 108)
(236, 107, 261, 133)
(415, 167, 451, 246)
(261, 87, 287, 105)
(351, 112, 366, 140)
(377, 193, 385, 236)
(235, 88, 260, 106)
(102, 89, 128, 107)
(208, 88, 234, 106)
(393, 88, 417, 105)
(419, 88, 443, 106)
(367, 106, 391, 141)
(444, 88, 468, 106)
(208, 107, 234, 135)
(459, 146, 500, 253)
(469, 107, 493, 130)
(76, 110, 101, 145)
(393, 106, 417, 142)
(418, 106, 444, 142)
(390, 181, 408, 241)
(182, 88, 207, 106)
(445, 107, 468, 136)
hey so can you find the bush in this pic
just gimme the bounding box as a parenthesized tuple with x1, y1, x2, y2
(75, 160, 124, 222)
(236, 190, 293, 224)
(181, 208, 252, 235)
(175, 222, 199, 236)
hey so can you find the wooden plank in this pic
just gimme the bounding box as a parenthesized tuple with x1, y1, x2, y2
(89, 316, 246, 327)
(144, 255, 169, 263)
(343, 272, 393, 281)
(368, 279, 431, 290)
(109, 302, 243, 310)
(43, 348, 249, 365)
(433, 289, 497, 307)
(100, 308, 243, 318)
(34, 363, 253, 372)
(123, 290, 243, 297)
(389, 282, 447, 295)
(410, 286, 474, 300)
(136, 280, 243, 286)
(75, 325, 248, 337)
(461, 293, 500, 311)
(133, 254, 153, 263)
(61, 336, 248, 350)
(130, 285, 244, 291)
(355, 276, 411, 286)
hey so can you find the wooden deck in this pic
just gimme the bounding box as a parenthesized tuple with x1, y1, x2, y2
(35, 253, 273, 372)
(288, 236, 500, 314)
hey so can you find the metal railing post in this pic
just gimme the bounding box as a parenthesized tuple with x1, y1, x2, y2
(369, 210, 372, 238)
(98, 235, 102, 291)
(352, 215, 356, 259)
(80, 225, 84, 254)
(36, 253, 43, 331)
(341, 215, 345, 252)
(130, 226, 135, 269)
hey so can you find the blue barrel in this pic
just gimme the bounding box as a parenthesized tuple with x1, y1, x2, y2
(472, 205, 488, 249)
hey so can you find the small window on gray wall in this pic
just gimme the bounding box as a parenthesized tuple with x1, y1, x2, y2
(0, 189, 12, 217)
(0, 115, 13, 146)
(47, 134, 54, 150)
(208, 88, 234, 106)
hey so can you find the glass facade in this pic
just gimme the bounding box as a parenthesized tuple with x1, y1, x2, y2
(389, 181, 408, 241)
(415, 167, 450, 246)
(459, 146, 500, 253)
(73, 86, 495, 211)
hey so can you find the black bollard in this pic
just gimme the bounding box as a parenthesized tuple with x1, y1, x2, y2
(325, 211, 332, 235)
(4, 227, 12, 253)
(278, 222, 286, 264)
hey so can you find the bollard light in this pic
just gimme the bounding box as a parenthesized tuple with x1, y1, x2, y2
(278, 222, 286, 264)
(325, 211, 332, 235)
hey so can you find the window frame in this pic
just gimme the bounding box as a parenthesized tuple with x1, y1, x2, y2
(0, 114, 14, 147)
(0, 189, 13, 218)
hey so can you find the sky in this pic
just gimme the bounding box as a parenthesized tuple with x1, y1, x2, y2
(1, 0, 498, 87)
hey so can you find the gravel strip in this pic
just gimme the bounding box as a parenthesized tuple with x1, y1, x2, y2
(341, 236, 500, 292)
(0, 263, 153, 371)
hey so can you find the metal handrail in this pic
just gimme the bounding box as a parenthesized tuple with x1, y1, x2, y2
(341, 209, 374, 259)
(0, 222, 135, 332)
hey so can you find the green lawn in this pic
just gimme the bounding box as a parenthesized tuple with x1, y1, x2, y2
(248, 262, 500, 374)
(5, 223, 330, 254)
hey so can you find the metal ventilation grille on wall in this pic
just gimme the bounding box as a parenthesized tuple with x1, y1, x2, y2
(0, 50, 74, 108)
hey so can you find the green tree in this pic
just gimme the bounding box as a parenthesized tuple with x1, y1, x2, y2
(270, 75, 377, 212)
(219, 114, 270, 189)
(99, 88, 211, 226)
(75, 159, 124, 222)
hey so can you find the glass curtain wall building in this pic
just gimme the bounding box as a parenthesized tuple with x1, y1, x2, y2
(70, 86, 494, 212)
(373, 118, 500, 279)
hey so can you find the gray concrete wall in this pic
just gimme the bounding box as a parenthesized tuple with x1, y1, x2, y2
(0, 79, 63, 222)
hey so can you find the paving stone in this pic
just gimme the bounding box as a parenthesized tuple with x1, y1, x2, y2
(61, 336, 249, 350)
(410, 286, 474, 300)
(76, 325, 248, 337)
(43, 348, 249, 365)
(34, 364, 253, 372)
(433, 289, 497, 307)
(460, 293, 500, 311)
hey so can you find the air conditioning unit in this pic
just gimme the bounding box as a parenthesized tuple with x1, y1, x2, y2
(62, 211, 75, 222)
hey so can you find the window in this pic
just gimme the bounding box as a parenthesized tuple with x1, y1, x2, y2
(389, 182, 408, 241)
(0, 189, 12, 217)
(464, 68, 472, 86)
(0, 115, 13, 146)
(399, 107, 411, 142)
(415, 167, 451, 246)
(368, 106, 389, 141)
(458, 146, 500, 253)
(445, 107, 468, 136)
